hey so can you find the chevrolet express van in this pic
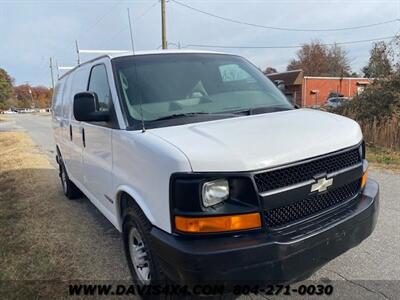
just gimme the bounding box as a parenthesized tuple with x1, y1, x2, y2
(52, 50, 379, 286)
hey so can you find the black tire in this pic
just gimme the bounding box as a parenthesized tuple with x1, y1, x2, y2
(59, 159, 81, 199)
(122, 200, 166, 287)
(121, 199, 235, 300)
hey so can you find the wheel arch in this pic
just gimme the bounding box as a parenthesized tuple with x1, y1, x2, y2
(55, 144, 61, 163)
(115, 186, 156, 232)
(55, 144, 71, 174)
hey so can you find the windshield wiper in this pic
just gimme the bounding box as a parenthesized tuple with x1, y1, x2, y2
(152, 112, 210, 121)
(151, 107, 291, 122)
(231, 106, 293, 115)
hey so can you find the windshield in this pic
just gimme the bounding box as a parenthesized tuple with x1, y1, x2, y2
(112, 53, 293, 128)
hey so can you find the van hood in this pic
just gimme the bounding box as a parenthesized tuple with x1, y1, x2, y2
(149, 109, 362, 172)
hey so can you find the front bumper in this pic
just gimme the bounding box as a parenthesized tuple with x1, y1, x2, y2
(150, 179, 379, 284)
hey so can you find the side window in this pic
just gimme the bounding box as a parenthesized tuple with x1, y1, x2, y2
(71, 67, 90, 101)
(61, 75, 72, 118)
(69, 67, 90, 121)
(52, 81, 64, 117)
(219, 64, 252, 82)
(88, 64, 111, 112)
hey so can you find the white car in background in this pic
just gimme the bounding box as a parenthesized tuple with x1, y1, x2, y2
(2, 110, 17, 114)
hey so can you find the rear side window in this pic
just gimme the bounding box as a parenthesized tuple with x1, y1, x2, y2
(52, 81, 64, 117)
(61, 75, 73, 118)
(70, 67, 90, 100)
(88, 64, 111, 112)
(67, 67, 90, 121)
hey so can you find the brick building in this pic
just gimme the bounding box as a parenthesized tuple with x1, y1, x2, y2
(266, 70, 372, 107)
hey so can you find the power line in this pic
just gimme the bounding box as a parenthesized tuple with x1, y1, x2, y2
(171, 0, 400, 32)
(59, 0, 125, 54)
(35, 0, 125, 84)
(38, 0, 123, 83)
(184, 35, 397, 49)
(100, 0, 159, 49)
(134, 0, 159, 23)
(38, 0, 157, 83)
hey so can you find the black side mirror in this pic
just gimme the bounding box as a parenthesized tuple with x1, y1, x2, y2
(73, 92, 109, 122)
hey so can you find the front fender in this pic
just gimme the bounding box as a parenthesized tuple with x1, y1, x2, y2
(115, 185, 156, 232)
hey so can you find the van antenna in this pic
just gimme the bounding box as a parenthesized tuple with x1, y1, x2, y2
(127, 7, 146, 132)
(137, 80, 146, 132)
(133, 62, 146, 132)
(127, 8, 135, 54)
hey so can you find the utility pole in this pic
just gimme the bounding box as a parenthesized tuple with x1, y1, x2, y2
(49, 58, 55, 89)
(161, 0, 167, 49)
(28, 87, 34, 109)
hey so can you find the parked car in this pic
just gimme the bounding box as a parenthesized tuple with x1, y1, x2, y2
(325, 97, 351, 108)
(2, 110, 17, 114)
(52, 50, 378, 287)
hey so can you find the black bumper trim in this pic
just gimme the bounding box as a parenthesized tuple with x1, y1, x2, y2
(150, 179, 379, 284)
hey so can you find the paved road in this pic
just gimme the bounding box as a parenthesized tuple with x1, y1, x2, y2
(1, 114, 56, 164)
(1, 114, 399, 299)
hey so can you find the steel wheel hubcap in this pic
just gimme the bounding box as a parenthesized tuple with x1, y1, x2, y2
(128, 227, 151, 284)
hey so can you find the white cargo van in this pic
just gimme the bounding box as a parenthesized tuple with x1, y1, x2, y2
(52, 50, 379, 286)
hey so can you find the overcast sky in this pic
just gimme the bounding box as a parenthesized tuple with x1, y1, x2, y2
(0, 0, 399, 87)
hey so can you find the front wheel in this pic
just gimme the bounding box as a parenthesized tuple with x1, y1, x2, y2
(122, 201, 238, 299)
(122, 203, 166, 286)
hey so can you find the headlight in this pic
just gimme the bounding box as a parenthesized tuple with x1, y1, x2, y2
(202, 179, 229, 207)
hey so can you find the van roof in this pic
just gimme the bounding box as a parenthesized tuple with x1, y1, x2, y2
(108, 49, 227, 58)
(58, 49, 229, 80)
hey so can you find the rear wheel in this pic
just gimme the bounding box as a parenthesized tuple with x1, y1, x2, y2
(59, 159, 81, 199)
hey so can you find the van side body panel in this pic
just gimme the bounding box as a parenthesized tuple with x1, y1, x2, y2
(53, 54, 192, 233)
(112, 130, 192, 232)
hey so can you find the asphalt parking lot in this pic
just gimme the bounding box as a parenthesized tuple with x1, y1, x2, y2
(1, 114, 399, 299)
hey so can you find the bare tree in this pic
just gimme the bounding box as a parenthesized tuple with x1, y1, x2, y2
(327, 43, 351, 77)
(287, 41, 351, 76)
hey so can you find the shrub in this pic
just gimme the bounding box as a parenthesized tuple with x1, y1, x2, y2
(332, 73, 400, 150)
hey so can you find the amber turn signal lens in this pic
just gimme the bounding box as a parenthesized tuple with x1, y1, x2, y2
(361, 170, 368, 189)
(175, 213, 261, 233)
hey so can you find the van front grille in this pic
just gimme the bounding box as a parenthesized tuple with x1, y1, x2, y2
(254, 148, 361, 193)
(264, 180, 360, 228)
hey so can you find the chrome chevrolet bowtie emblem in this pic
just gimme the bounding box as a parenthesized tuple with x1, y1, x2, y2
(311, 177, 333, 193)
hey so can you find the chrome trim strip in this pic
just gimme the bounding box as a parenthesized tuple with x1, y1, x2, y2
(328, 162, 363, 177)
(259, 162, 362, 197)
(260, 179, 315, 197)
(253, 142, 362, 175)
